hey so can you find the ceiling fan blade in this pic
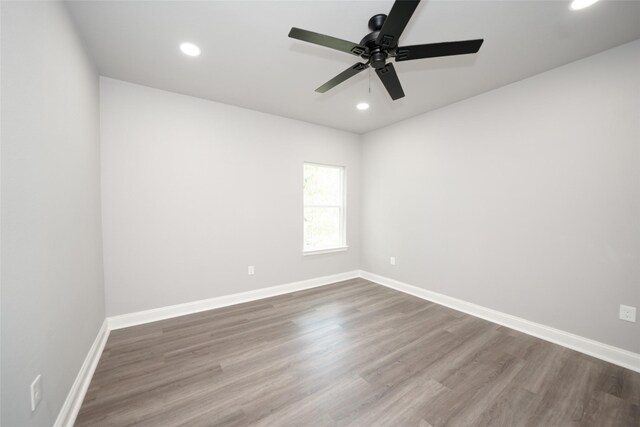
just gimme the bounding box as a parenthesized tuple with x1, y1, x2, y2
(289, 27, 368, 56)
(316, 62, 369, 93)
(375, 63, 405, 100)
(376, 0, 421, 48)
(395, 39, 484, 61)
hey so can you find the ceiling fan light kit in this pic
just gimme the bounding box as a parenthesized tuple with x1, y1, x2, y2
(288, 0, 484, 101)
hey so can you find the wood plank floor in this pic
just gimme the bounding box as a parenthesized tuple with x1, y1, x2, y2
(76, 278, 640, 426)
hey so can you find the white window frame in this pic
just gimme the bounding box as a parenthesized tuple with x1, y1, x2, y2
(303, 162, 348, 255)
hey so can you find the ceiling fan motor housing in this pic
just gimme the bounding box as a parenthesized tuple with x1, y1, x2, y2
(361, 14, 391, 69)
(369, 50, 387, 69)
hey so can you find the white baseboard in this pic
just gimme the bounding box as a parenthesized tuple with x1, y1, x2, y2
(108, 270, 360, 330)
(54, 319, 110, 427)
(359, 270, 640, 373)
(54, 268, 637, 427)
(54, 272, 359, 427)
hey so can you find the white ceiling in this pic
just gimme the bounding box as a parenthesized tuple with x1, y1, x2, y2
(66, 1, 640, 134)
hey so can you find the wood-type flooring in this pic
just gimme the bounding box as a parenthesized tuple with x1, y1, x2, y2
(76, 278, 640, 426)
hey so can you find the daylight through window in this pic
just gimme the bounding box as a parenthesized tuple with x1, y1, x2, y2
(303, 163, 346, 253)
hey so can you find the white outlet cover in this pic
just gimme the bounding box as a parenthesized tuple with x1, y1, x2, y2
(248, 266, 255, 275)
(30, 374, 42, 411)
(619, 305, 637, 323)
(390, 257, 396, 265)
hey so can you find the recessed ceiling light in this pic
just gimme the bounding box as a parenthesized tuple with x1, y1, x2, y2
(356, 102, 370, 111)
(570, 0, 599, 10)
(180, 42, 201, 57)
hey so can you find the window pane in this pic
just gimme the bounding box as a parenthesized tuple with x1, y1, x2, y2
(304, 163, 342, 206)
(303, 162, 346, 252)
(304, 207, 341, 250)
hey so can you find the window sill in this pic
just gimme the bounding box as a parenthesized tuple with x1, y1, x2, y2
(303, 246, 349, 256)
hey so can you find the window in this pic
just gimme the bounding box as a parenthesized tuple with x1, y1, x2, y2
(303, 163, 347, 254)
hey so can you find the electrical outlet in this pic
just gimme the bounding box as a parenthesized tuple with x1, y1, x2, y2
(30, 374, 42, 411)
(248, 266, 255, 275)
(390, 257, 396, 266)
(619, 305, 636, 323)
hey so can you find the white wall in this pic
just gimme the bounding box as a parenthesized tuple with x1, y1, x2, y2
(1, 9, 636, 425)
(1, 2, 105, 426)
(361, 39, 640, 354)
(100, 78, 361, 316)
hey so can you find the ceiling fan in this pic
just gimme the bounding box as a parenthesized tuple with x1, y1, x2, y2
(288, 0, 484, 101)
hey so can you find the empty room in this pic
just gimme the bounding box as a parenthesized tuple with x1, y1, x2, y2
(1, 0, 639, 426)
